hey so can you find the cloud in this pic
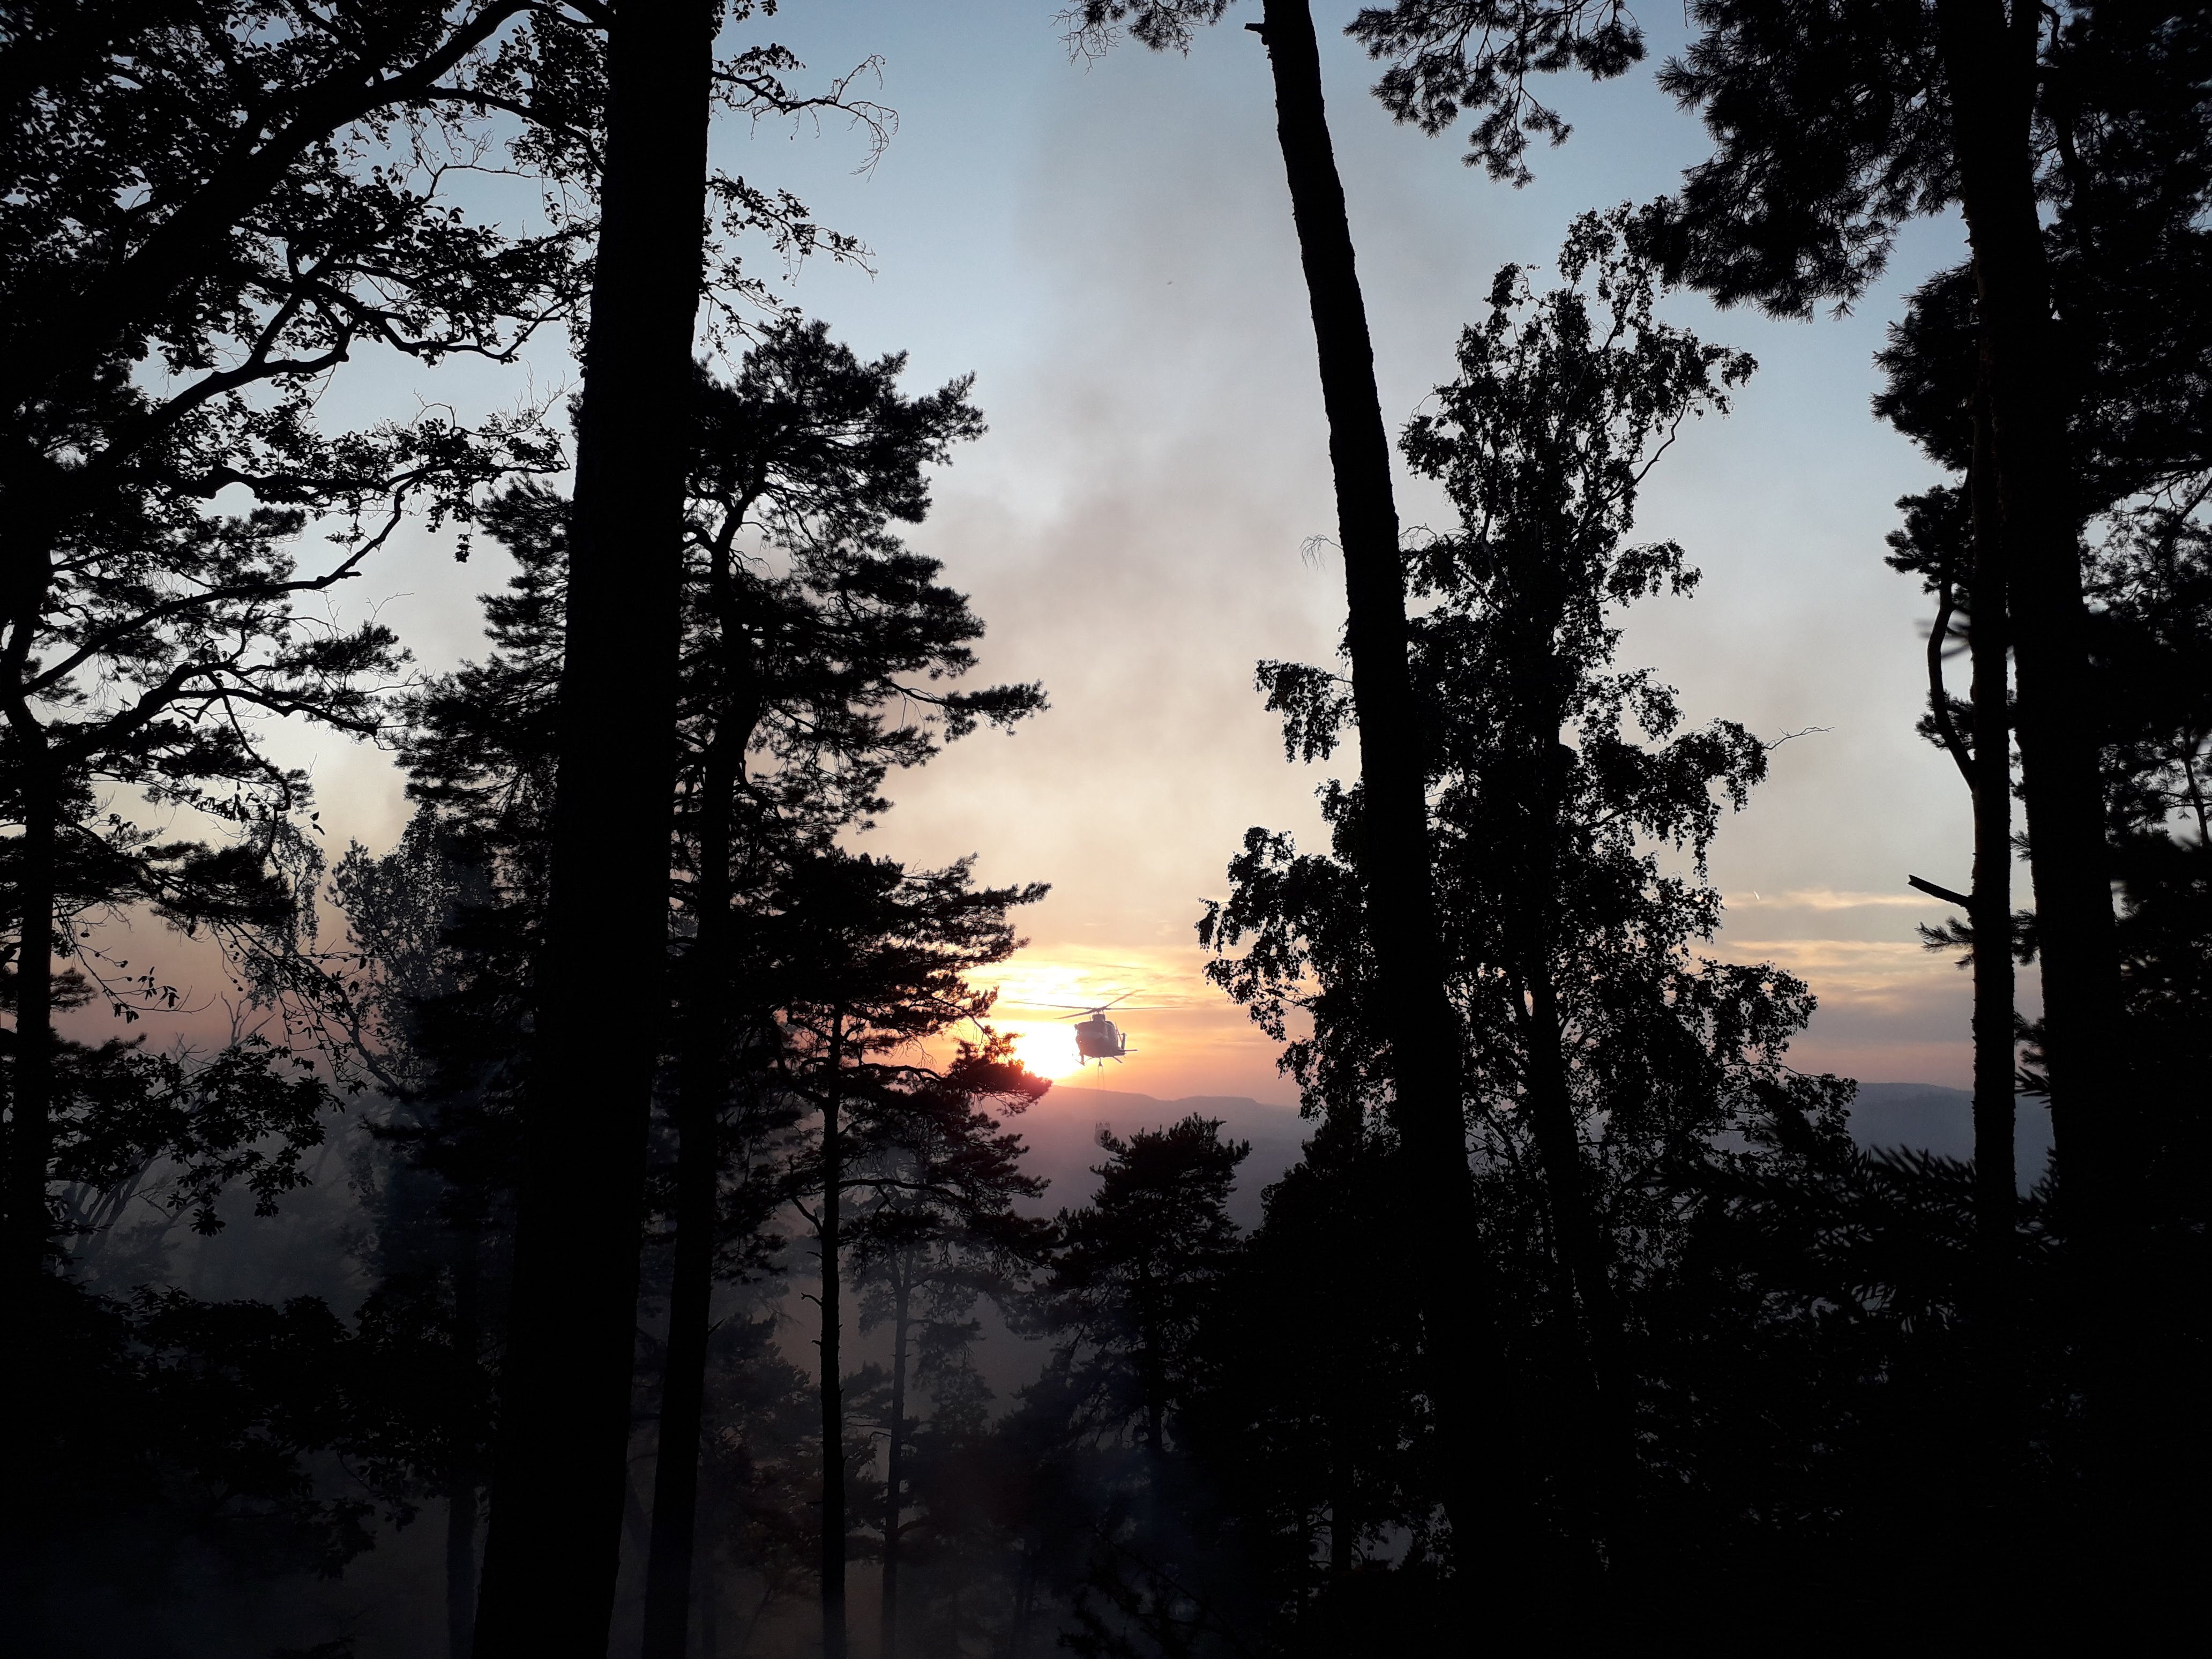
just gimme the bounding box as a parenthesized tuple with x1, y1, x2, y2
(1729, 888, 1954, 911)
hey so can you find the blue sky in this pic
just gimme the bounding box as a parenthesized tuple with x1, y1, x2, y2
(272, 1, 2004, 1103)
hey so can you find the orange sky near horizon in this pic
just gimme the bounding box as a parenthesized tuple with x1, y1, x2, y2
(971, 878, 1991, 1107)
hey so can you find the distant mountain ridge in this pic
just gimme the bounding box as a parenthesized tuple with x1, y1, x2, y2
(1849, 1081, 2054, 1190)
(1007, 1085, 1303, 1228)
(1008, 1080, 2053, 1223)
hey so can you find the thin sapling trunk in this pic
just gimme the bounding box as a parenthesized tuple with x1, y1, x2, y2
(8, 758, 57, 1291)
(819, 1011, 848, 1659)
(880, 1277, 911, 1658)
(446, 1222, 483, 1659)
(1967, 359, 2022, 1587)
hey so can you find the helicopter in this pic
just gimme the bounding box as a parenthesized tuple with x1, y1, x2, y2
(1004, 990, 1160, 1066)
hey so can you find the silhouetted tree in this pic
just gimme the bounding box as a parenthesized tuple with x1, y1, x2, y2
(1399, 209, 1753, 1580)
(1179, 1111, 1440, 1653)
(1879, 343, 2029, 1570)
(1024, 1115, 1252, 1658)
(328, 812, 514, 1657)
(0, 0, 597, 1291)
(771, 850, 1044, 1658)
(1046, 1116, 1248, 1459)
(1204, 219, 1844, 1624)
(367, 307, 1038, 1657)
(1867, 25, 2212, 1594)
(1639, 0, 2144, 1333)
(467, 0, 719, 1644)
(1071, 0, 1525, 1570)
(644, 319, 1029, 1659)
(849, 1038, 1051, 1657)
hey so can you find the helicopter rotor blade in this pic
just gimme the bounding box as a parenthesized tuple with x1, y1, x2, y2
(997, 992, 1153, 1017)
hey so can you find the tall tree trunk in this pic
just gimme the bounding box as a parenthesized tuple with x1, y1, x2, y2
(8, 755, 56, 1290)
(1521, 965, 1633, 1571)
(1934, 0, 2139, 1600)
(1010, 1548, 1037, 1657)
(819, 1012, 847, 1659)
(1966, 374, 2019, 1311)
(1512, 675, 1635, 1588)
(1934, 0, 2128, 1246)
(472, 3, 716, 1654)
(446, 1478, 480, 1659)
(1138, 1270, 1165, 1454)
(1966, 353, 2022, 1615)
(1246, 0, 1517, 1570)
(879, 1279, 911, 1659)
(642, 725, 744, 1659)
(1329, 1389, 1356, 1576)
(447, 1223, 483, 1659)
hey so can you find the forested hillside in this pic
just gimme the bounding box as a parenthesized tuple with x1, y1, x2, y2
(4, 2, 2205, 1655)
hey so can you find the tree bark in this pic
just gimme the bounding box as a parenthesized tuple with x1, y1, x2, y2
(447, 1223, 483, 1659)
(1521, 966, 1633, 1570)
(1966, 375, 2020, 1302)
(879, 1280, 911, 1659)
(1965, 349, 2023, 1614)
(1935, 0, 2138, 1604)
(642, 725, 744, 1659)
(471, 3, 716, 1654)
(1934, 0, 2128, 1243)
(1512, 685, 1634, 1585)
(1329, 1385, 1356, 1576)
(1938, 6, 2141, 1619)
(1247, 0, 1520, 1572)
(819, 1012, 848, 1659)
(7, 756, 57, 1289)
(445, 1478, 479, 1659)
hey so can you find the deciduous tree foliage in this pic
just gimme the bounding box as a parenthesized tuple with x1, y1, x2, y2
(1351, 0, 2154, 1280)
(1072, 0, 1528, 1572)
(1204, 220, 1844, 1624)
(0, 0, 595, 1286)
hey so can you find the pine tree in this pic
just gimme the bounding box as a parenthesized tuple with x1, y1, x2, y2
(467, 0, 718, 1645)
(849, 1038, 1051, 1658)
(644, 319, 1034, 1659)
(768, 849, 1045, 1658)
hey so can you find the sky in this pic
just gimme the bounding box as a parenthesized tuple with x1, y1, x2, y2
(199, 0, 2014, 1109)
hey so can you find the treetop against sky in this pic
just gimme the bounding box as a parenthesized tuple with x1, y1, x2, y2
(161, 0, 1986, 1101)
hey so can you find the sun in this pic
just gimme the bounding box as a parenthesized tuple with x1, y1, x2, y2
(994, 1019, 1093, 1081)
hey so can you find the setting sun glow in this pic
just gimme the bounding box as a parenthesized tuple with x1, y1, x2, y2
(977, 951, 1208, 1082)
(990, 1020, 1095, 1080)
